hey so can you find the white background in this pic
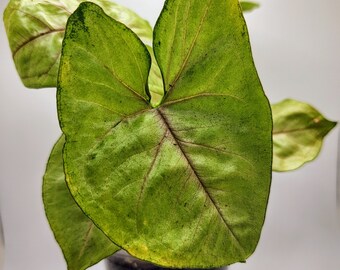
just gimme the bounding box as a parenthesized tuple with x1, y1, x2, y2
(1, 0, 340, 269)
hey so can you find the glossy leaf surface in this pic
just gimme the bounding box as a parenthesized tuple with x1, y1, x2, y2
(3, 0, 152, 88)
(272, 99, 336, 172)
(43, 136, 119, 270)
(58, 1, 272, 268)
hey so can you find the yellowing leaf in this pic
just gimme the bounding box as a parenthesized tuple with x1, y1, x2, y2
(272, 99, 336, 171)
(43, 136, 120, 270)
(57, 1, 272, 267)
(3, 0, 152, 88)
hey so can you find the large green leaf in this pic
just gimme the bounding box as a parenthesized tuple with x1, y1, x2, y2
(43, 136, 120, 270)
(272, 99, 336, 172)
(57, 1, 272, 268)
(3, 0, 152, 88)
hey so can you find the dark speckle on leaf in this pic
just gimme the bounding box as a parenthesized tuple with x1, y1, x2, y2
(88, 153, 96, 160)
(56, 0, 273, 266)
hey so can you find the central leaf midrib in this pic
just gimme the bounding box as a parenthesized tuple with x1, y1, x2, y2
(273, 116, 324, 135)
(78, 222, 94, 259)
(13, 28, 64, 57)
(156, 108, 245, 254)
(273, 124, 321, 136)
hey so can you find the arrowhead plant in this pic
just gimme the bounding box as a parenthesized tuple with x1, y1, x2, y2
(2, 0, 336, 269)
(57, 0, 272, 268)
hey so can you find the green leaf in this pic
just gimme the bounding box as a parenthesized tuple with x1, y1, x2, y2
(3, 0, 153, 88)
(146, 45, 164, 107)
(43, 136, 120, 270)
(57, 1, 272, 268)
(272, 99, 337, 172)
(239, 1, 260, 12)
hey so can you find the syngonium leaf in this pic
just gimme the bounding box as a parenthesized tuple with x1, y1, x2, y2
(272, 99, 336, 172)
(57, 1, 272, 268)
(239, 1, 260, 12)
(3, 0, 152, 88)
(43, 135, 120, 270)
(146, 45, 164, 106)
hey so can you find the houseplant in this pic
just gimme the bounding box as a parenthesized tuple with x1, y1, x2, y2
(2, 0, 336, 269)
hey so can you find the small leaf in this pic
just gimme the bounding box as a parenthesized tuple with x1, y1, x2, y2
(3, 0, 153, 88)
(146, 45, 164, 106)
(58, 1, 272, 268)
(239, 1, 260, 12)
(43, 136, 120, 270)
(272, 99, 337, 172)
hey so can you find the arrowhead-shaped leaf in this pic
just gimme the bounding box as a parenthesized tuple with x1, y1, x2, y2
(43, 136, 120, 270)
(57, 1, 272, 268)
(3, 0, 153, 88)
(272, 99, 336, 172)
